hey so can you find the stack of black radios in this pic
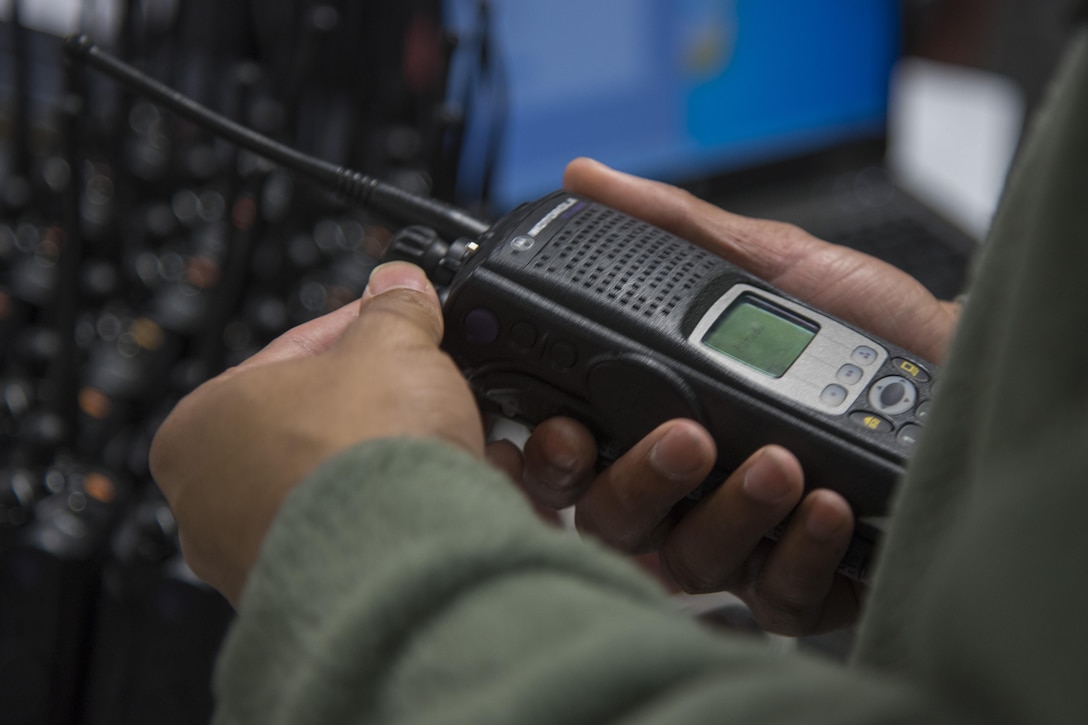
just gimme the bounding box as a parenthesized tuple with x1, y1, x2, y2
(0, 1, 493, 722)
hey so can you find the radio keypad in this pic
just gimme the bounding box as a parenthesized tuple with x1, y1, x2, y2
(849, 356, 930, 445)
(836, 364, 864, 385)
(820, 384, 849, 407)
(851, 345, 878, 366)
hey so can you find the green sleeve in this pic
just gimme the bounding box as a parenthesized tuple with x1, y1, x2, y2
(853, 26, 1088, 724)
(213, 439, 940, 725)
(213, 26, 1088, 725)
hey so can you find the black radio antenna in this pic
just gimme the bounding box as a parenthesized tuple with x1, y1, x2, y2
(63, 35, 490, 241)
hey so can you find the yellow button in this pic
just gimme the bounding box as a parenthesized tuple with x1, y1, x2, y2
(891, 357, 930, 382)
(850, 412, 892, 432)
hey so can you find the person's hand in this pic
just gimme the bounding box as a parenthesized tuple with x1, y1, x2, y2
(149, 262, 485, 605)
(562, 158, 960, 361)
(517, 158, 963, 635)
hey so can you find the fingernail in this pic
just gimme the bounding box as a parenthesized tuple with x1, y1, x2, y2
(649, 425, 707, 480)
(805, 501, 846, 542)
(365, 262, 430, 297)
(539, 433, 580, 489)
(742, 448, 793, 504)
(544, 454, 578, 486)
(800, 487, 848, 539)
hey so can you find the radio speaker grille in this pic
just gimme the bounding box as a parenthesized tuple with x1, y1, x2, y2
(529, 205, 716, 317)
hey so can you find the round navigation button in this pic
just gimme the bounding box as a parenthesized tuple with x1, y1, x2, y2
(837, 363, 864, 385)
(868, 376, 918, 416)
(852, 345, 878, 366)
(820, 384, 848, 407)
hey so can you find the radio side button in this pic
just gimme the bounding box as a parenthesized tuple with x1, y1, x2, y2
(510, 321, 538, 349)
(549, 341, 579, 369)
(463, 308, 500, 344)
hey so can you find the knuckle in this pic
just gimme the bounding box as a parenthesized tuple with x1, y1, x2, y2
(176, 533, 221, 593)
(522, 475, 580, 509)
(360, 291, 442, 341)
(749, 580, 817, 635)
(575, 506, 645, 553)
(666, 187, 704, 224)
(148, 402, 189, 490)
(147, 423, 172, 483)
(661, 544, 725, 593)
(599, 523, 646, 553)
(769, 219, 806, 239)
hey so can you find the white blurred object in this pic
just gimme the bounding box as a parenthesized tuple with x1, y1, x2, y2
(0, 0, 115, 40)
(888, 58, 1026, 241)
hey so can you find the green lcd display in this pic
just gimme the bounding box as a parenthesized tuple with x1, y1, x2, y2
(702, 295, 818, 377)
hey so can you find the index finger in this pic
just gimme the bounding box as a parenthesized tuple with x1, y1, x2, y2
(562, 157, 814, 284)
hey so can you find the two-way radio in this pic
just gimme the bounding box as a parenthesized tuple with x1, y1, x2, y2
(66, 35, 936, 581)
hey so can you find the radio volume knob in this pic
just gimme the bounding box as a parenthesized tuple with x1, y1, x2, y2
(383, 225, 465, 286)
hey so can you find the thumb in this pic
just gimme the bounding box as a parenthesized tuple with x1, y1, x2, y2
(343, 261, 445, 350)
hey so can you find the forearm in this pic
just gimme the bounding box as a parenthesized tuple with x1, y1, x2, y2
(214, 439, 943, 725)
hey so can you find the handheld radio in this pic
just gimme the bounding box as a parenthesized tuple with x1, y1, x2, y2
(391, 196, 933, 579)
(67, 36, 936, 581)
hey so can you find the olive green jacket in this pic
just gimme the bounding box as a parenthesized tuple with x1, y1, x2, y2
(213, 28, 1088, 725)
